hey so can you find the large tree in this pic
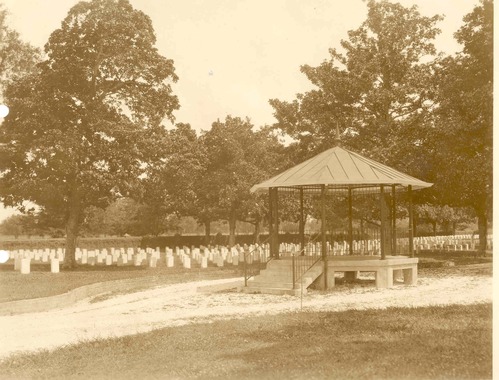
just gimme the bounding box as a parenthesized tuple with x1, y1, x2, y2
(270, 0, 442, 171)
(0, 0, 179, 267)
(430, 0, 493, 253)
(140, 123, 206, 236)
(198, 116, 285, 246)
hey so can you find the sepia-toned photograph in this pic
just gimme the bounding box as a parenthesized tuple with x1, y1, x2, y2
(0, 0, 493, 379)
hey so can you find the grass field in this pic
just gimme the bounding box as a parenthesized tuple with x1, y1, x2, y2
(0, 264, 255, 303)
(0, 303, 492, 379)
(0, 251, 491, 303)
(0, 252, 492, 379)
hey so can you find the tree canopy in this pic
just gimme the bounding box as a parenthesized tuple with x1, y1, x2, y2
(0, 0, 179, 266)
(428, 0, 493, 251)
(270, 0, 442, 169)
(140, 123, 206, 236)
(0, 0, 491, 252)
(198, 116, 286, 245)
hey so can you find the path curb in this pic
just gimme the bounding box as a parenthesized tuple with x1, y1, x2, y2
(0, 277, 155, 316)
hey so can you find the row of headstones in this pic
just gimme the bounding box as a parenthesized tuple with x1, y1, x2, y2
(169, 244, 272, 268)
(8, 233, 489, 274)
(7, 243, 274, 274)
(75, 247, 161, 267)
(9, 248, 64, 262)
(276, 235, 487, 256)
(413, 234, 493, 251)
(278, 240, 382, 256)
(12, 253, 61, 274)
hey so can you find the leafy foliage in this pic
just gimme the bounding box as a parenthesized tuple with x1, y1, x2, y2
(427, 0, 493, 251)
(270, 0, 442, 169)
(140, 123, 206, 235)
(0, 0, 179, 266)
(197, 116, 286, 245)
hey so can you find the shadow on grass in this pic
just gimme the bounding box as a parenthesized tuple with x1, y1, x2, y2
(0, 304, 491, 380)
(221, 304, 492, 380)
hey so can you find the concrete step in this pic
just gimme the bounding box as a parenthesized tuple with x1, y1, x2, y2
(267, 259, 320, 268)
(241, 258, 323, 296)
(246, 280, 295, 289)
(258, 268, 295, 276)
(255, 274, 293, 282)
(240, 286, 303, 296)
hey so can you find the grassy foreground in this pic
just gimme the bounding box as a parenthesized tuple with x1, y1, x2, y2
(0, 303, 491, 379)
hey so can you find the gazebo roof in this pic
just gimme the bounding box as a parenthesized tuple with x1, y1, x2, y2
(251, 146, 432, 193)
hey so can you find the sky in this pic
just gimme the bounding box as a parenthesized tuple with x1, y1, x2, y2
(0, 0, 481, 222)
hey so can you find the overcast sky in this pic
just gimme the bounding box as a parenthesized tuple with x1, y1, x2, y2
(0, 0, 480, 222)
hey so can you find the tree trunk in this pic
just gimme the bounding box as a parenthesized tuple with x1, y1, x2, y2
(477, 209, 488, 256)
(204, 220, 211, 245)
(432, 221, 437, 237)
(64, 202, 80, 269)
(228, 210, 237, 247)
(63, 186, 81, 269)
(253, 218, 261, 244)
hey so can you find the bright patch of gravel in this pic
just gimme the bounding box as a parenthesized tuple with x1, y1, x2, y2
(0, 271, 492, 360)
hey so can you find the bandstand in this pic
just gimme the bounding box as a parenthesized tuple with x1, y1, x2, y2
(243, 139, 432, 295)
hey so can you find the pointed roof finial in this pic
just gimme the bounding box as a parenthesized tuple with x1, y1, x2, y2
(334, 122, 341, 147)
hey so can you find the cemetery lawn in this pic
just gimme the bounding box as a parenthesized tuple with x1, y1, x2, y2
(0, 265, 246, 303)
(0, 303, 491, 380)
(0, 251, 490, 303)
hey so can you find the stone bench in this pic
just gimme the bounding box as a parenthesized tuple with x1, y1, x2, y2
(321, 255, 418, 289)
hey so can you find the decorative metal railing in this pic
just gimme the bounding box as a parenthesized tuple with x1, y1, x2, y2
(243, 237, 272, 287)
(291, 234, 322, 290)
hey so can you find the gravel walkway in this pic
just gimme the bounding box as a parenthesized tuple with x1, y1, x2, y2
(0, 269, 492, 359)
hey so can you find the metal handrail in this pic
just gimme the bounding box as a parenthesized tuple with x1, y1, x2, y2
(292, 234, 323, 290)
(243, 237, 272, 286)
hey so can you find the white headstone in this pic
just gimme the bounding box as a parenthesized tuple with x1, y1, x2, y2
(20, 258, 30, 274)
(217, 255, 224, 267)
(51, 258, 59, 273)
(149, 256, 157, 268)
(134, 255, 141, 266)
(201, 257, 208, 268)
(166, 255, 174, 268)
(14, 253, 22, 270)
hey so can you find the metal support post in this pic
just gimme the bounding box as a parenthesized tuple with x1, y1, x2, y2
(321, 185, 328, 288)
(380, 185, 386, 260)
(408, 185, 414, 257)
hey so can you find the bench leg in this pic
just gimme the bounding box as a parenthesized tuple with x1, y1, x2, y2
(376, 268, 393, 288)
(327, 271, 336, 289)
(403, 267, 417, 285)
(376, 267, 393, 288)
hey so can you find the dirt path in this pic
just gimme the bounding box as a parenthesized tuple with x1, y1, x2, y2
(0, 270, 492, 360)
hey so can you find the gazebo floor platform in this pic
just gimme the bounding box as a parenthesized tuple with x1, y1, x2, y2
(241, 255, 418, 296)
